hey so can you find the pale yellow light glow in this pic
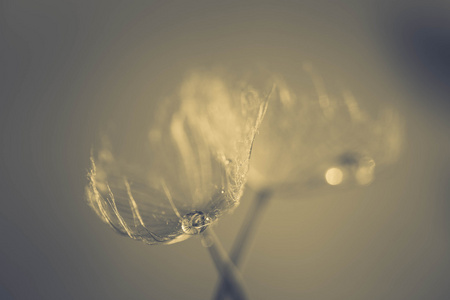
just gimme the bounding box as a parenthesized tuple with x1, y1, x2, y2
(325, 167, 344, 185)
(356, 168, 374, 185)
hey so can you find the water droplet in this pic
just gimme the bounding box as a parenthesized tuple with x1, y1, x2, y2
(335, 152, 376, 185)
(339, 152, 360, 167)
(201, 234, 214, 248)
(355, 156, 375, 185)
(181, 211, 209, 235)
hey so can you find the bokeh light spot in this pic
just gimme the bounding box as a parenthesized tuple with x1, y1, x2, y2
(325, 167, 344, 185)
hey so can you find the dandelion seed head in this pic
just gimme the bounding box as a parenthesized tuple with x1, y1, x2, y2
(86, 68, 272, 244)
(249, 66, 404, 199)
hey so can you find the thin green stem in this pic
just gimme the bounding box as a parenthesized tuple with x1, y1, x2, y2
(203, 227, 249, 300)
(213, 189, 272, 300)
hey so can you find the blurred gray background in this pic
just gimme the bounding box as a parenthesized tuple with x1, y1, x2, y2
(1, 0, 449, 299)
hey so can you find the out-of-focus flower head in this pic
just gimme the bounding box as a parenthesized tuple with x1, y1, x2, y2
(86, 68, 272, 244)
(249, 64, 404, 199)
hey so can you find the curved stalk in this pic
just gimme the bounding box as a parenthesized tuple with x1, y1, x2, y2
(213, 189, 272, 300)
(203, 228, 249, 300)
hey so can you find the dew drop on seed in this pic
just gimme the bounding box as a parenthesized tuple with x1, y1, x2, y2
(181, 211, 208, 235)
(339, 152, 360, 167)
(332, 152, 376, 185)
(201, 235, 214, 248)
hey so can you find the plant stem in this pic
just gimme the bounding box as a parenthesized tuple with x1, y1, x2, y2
(203, 227, 249, 300)
(213, 189, 272, 300)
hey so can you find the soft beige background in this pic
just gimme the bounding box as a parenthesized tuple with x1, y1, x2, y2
(1, 1, 450, 299)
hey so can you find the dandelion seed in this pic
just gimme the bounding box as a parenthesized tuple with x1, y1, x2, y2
(248, 67, 404, 198)
(86, 69, 272, 245)
(213, 66, 404, 300)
